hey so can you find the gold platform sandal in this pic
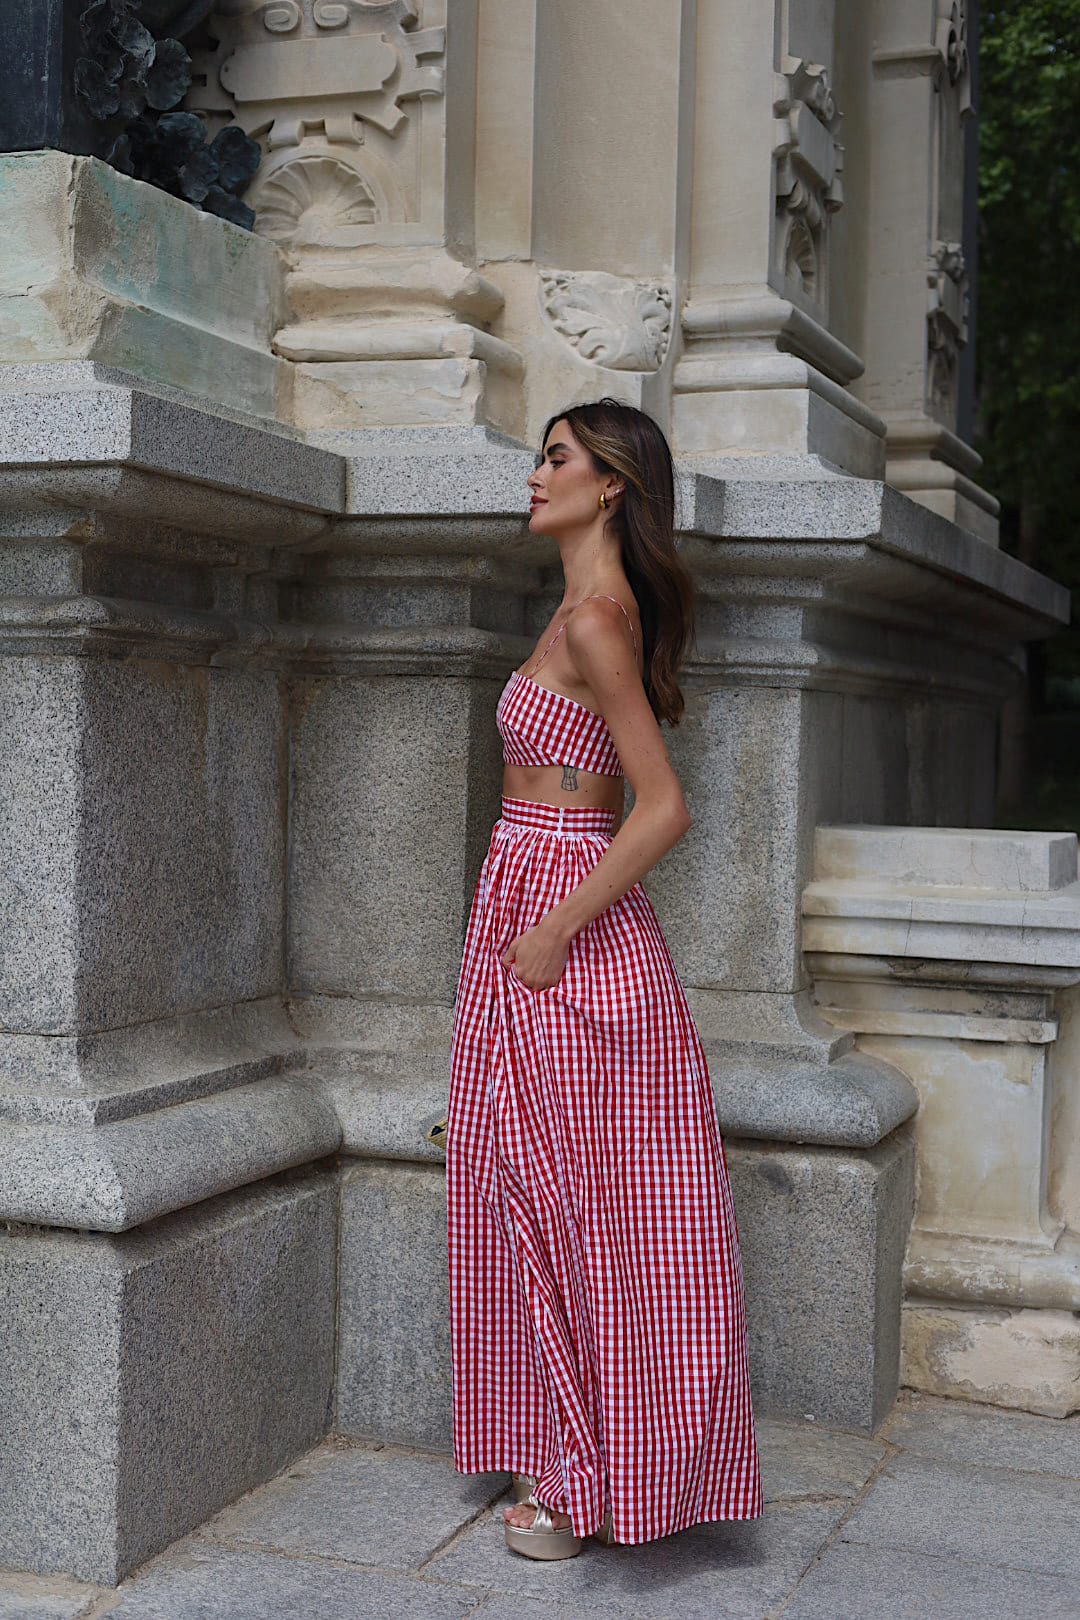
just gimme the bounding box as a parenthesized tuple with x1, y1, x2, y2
(511, 1474, 535, 1502)
(504, 1494, 583, 1561)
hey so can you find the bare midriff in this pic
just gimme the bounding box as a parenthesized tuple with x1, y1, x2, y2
(502, 763, 625, 816)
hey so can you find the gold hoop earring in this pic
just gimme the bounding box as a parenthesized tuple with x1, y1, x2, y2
(599, 492, 608, 510)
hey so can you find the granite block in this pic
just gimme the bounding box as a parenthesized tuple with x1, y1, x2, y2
(841, 1451, 1080, 1572)
(104, 1543, 475, 1620)
(0, 657, 80, 1030)
(0, 363, 344, 517)
(709, 1048, 918, 1148)
(0, 654, 286, 1037)
(76, 660, 284, 1029)
(783, 1541, 1080, 1620)
(0, 1075, 342, 1230)
(0, 1171, 337, 1584)
(655, 684, 807, 992)
(727, 1129, 915, 1431)
(288, 673, 502, 1004)
(429, 1500, 843, 1617)
(205, 1443, 505, 1570)
(336, 1162, 453, 1450)
(881, 1391, 1080, 1479)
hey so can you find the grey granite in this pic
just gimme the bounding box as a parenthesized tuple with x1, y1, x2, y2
(76, 660, 284, 1030)
(841, 1451, 1080, 1572)
(104, 1543, 475, 1620)
(0, 997, 300, 1113)
(783, 1541, 1080, 1620)
(315, 1051, 455, 1162)
(0, 364, 344, 514)
(0, 1075, 341, 1231)
(0, 1171, 336, 1584)
(880, 1392, 1080, 1478)
(728, 1130, 915, 1431)
(429, 1499, 844, 1617)
(0, 657, 286, 1039)
(0, 657, 80, 1031)
(709, 1048, 919, 1148)
(757, 1418, 887, 1504)
(288, 673, 502, 1005)
(205, 1443, 505, 1570)
(344, 441, 536, 515)
(336, 1161, 453, 1450)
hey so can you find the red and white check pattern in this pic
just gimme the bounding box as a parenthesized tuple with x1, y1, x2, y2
(497, 672, 624, 776)
(448, 791, 762, 1544)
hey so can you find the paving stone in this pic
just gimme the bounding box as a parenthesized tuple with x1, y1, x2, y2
(204, 1444, 506, 1571)
(104, 1543, 475, 1619)
(0, 1575, 97, 1619)
(882, 1393, 1080, 1479)
(428, 1501, 841, 1618)
(757, 1419, 887, 1503)
(783, 1541, 1080, 1620)
(841, 1452, 1080, 1574)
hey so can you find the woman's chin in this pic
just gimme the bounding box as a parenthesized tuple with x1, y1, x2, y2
(527, 509, 554, 537)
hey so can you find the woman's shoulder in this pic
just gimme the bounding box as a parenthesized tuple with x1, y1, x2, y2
(565, 593, 641, 678)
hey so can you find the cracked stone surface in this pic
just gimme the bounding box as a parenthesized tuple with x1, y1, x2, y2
(3, 1395, 1080, 1619)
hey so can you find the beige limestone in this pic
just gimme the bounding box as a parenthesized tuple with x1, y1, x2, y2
(805, 826, 1080, 1413)
(903, 1303, 1080, 1419)
(865, 0, 998, 538)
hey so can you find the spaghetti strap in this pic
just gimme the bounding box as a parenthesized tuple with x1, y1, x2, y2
(527, 593, 639, 676)
(582, 594, 639, 660)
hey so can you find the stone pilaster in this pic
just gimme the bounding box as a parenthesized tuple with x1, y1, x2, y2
(865, 0, 998, 539)
(675, 0, 885, 476)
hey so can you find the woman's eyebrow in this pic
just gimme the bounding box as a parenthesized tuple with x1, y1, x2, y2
(544, 441, 573, 457)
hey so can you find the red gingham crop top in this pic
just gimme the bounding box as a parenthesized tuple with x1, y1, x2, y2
(496, 596, 638, 778)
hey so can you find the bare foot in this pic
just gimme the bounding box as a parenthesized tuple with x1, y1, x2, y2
(502, 1501, 574, 1532)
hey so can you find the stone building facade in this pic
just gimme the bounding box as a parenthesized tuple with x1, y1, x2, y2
(0, 0, 1077, 1585)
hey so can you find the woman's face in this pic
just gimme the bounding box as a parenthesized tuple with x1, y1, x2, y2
(527, 419, 607, 537)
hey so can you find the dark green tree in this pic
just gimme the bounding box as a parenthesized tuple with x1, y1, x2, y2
(978, 2, 1080, 687)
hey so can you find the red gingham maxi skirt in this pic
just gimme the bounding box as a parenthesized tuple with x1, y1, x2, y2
(447, 797, 762, 1543)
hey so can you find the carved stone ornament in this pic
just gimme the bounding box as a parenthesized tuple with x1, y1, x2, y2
(926, 239, 968, 420)
(773, 57, 844, 307)
(539, 271, 674, 372)
(935, 0, 973, 115)
(187, 0, 445, 236)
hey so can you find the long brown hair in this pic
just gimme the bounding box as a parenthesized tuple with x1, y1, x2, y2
(541, 398, 695, 725)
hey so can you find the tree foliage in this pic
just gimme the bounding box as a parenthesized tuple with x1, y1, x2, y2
(977, 1, 1080, 679)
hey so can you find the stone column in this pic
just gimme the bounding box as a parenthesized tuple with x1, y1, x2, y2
(474, 0, 694, 444)
(864, 0, 998, 540)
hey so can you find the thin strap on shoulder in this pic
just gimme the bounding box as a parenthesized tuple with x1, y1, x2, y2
(529, 620, 568, 674)
(581, 594, 639, 660)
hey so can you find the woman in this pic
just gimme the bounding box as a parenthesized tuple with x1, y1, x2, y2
(447, 399, 761, 1560)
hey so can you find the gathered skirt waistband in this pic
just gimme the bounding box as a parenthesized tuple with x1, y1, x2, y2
(497, 795, 615, 838)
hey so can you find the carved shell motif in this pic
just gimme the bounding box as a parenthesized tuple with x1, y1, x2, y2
(254, 154, 379, 245)
(539, 271, 674, 372)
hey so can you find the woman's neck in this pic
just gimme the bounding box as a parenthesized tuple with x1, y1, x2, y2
(556, 526, 624, 606)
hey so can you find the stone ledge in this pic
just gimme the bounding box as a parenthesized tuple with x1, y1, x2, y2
(0, 1076, 341, 1232)
(708, 1045, 919, 1148)
(0, 363, 344, 513)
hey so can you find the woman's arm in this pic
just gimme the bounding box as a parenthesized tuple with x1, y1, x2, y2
(501, 599, 690, 989)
